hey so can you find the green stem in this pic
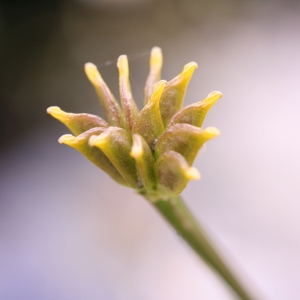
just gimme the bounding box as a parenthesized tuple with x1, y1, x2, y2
(146, 195, 255, 300)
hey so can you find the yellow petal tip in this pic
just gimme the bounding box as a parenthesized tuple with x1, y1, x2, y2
(58, 134, 77, 145)
(84, 62, 102, 85)
(184, 62, 198, 72)
(47, 105, 60, 114)
(151, 46, 162, 54)
(47, 106, 67, 120)
(117, 55, 129, 78)
(150, 47, 163, 69)
(179, 62, 197, 81)
(207, 91, 223, 99)
(203, 91, 223, 106)
(152, 79, 167, 94)
(185, 167, 201, 180)
(204, 127, 221, 137)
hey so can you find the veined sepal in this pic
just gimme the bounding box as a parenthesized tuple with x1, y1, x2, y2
(159, 62, 198, 127)
(47, 106, 108, 136)
(156, 151, 200, 196)
(167, 91, 222, 128)
(89, 127, 139, 188)
(58, 127, 128, 186)
(84, 63, 124, 128)
(155, 123, 220, 165)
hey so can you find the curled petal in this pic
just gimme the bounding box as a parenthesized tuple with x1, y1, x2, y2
(117, 55, 139, 132)
(132, 80, 166, 147)
(167, 91, 222, 128)
(155, 123, 220, 165)
(84, 63, 123, 127)
(156, 151, 200, 196)
(58, 127, 128, 186)
(144, 47, 163, 105)
(89, 127, 139, 188)
(47, 106, 108, 136)
(130, 134, 156, 191)
(160, 62, 198, 127)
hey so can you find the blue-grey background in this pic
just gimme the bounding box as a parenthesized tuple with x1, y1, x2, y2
(1, 0, 300, 299)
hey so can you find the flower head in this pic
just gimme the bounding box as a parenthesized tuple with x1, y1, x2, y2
(47, 47, 222, 200)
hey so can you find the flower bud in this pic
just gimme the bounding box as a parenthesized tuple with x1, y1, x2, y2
(155, 124, 220, 165)
(49, 47, 222, 198)
(160, 62, 198, 126)
(59, 127, 128, 186)
(47, 106, 108, 136)
(156, 151, 200, 196)
(144, 47, 163, 104)
(84, 63, 124, 127)
(167, 91, 222, 128)
(89, 127, 139, 188)
(132, 80, 166, 147)
(130, 134, 156, 191)
(117, 55, 139, 132)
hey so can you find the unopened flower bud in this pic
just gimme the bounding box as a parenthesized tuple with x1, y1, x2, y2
(89, 127, 138, 188)
(159, 62, 198, 127)
(132, 80, 166, 147)
(156, 151, 200, 196)
(130, 134, 156, 191)
(59, 127, 128, 186)
(85, 62, 124, 127)
(117, 55, 139, 132)
(47, 106, 108, 136)
(48, 47, 221, 199)
(144, 47, 163, 104)
(155, 124, 220, 165)
(167, 91, 222, 128)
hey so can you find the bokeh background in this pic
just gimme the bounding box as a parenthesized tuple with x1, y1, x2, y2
(1, 0, 300, 299)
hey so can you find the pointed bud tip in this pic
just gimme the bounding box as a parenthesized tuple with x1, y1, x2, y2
(202, 91, 223, 107)
(84, 62, 102, 84)
(147, 80, 167, 106)
(117, 55, 129, 73)
(207, 91, 223, 98)
(153, 79, 167, 93)
(85, 62, 96, 68)
(151, 46, 162, 54)
(47, 106, 63, 117)
(185, 167, 201, 180)
(118, 54, 127, 60)
(183, 62, 198, 72)
(58, 134, 77, 145)
(150, 47, 163, 68)
(204, 127, 221, 137)
(178, 62, 197, 81)
(84, 62, 97, 73)
(47, 106, 69, 122)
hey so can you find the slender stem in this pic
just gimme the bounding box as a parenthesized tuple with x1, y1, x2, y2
(146, 195, 255, 300)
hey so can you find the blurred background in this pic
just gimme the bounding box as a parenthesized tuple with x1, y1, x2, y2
(1, 0, 300, 299)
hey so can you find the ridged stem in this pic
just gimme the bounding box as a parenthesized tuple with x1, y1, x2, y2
(145, 195, 255, 300)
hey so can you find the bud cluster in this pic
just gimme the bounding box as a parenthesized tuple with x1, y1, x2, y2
(47, 47, 221, 200)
